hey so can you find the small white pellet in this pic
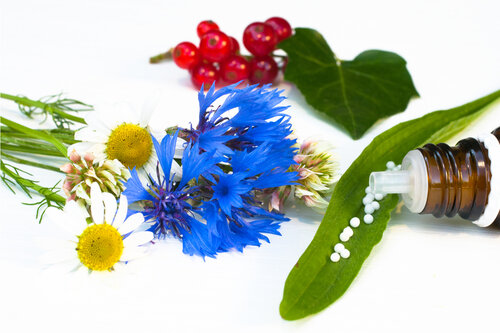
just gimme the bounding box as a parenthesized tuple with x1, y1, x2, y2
(364, 214, 374, 224)
(371, 201, 380, 210)
(339, 232, 350, 242)
(340, 249, 350, 259)
(334, 243, 345, 253)
(350, 217, 360, 228)
(365, 186, 372, 194)
(343, 226, 354, 236)
(386, 161, 396, 169)
(374, 193, 384, 201)
(330, 252, 340, 262)
(364, 204, 375, 214)
(362, 193, 374, 205)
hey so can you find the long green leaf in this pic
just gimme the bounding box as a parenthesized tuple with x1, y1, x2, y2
(280, 90, 500, 320)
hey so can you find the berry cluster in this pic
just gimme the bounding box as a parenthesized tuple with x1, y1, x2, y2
(166, 18, 292, 89)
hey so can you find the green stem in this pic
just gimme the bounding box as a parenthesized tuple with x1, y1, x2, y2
(1, 127, 77, 145)
(1, 151, 62, 173)
(0, 93, 86, 125)
(1, 143, 63, 157)
(1, 117, 68, 157)
(149, 48, 174, 64)
(0, 160, 66, 204)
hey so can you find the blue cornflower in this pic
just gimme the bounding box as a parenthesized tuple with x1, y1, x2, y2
(123, 84, 300, 258)
(182, 83, 295, 154)
(202, 146, 298, 252)
(123, 132, 223, 258)
(212, 172, 251, 216)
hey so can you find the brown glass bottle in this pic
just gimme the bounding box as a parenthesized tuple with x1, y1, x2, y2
(418, 127, 500, 225)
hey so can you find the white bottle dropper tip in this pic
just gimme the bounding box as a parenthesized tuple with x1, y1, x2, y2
(369, 170, 411, 194)
(368, 150, 429, 213)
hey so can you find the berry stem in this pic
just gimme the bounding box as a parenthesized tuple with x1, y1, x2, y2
(149, 48, 174, 64)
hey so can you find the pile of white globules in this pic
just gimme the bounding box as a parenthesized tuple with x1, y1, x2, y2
(330, 161, 400, 263)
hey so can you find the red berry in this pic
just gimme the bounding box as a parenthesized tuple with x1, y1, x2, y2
(243, 22, 278, 56)
(172, 42, 200, 69)
(265, 17, 292, 42)
(197, 20, 220, 38)
(220, 55, 250, 84)
(249, 56, 278, 84)
(199, 30, 232, 63)
(228, 36, 240, 54)
(190, 63, 219, 89)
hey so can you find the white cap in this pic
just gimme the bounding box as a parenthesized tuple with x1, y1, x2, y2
(369, 150, 428, 213)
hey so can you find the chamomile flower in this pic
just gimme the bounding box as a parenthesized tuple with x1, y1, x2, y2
(42, 182, 153, 272)
(69, 102, 183, 180)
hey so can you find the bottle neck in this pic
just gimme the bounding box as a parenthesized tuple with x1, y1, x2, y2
(370, 127, 500, 226)
(418, 137, 491, 220)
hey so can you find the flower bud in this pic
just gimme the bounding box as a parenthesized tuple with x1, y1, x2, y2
(60, 151, 130, 205)
(270, 138, 338, 212)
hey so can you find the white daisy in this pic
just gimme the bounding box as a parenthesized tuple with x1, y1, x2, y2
(42, 182, 153, 272)
(69, 102, 184, 180)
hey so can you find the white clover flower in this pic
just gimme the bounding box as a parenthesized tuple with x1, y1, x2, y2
(60, 150, 130, 204)
(42, 183, 153, 273)
(270, 137, 338, 211)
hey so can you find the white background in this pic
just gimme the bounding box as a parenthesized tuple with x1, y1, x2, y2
(1, 1, 500, 332)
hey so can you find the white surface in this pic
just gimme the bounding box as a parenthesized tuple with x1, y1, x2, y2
(1, 1, 500, 332)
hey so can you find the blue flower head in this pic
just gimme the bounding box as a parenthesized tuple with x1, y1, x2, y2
(123, 132, 223, 258)
(183, 83, 295, 153)
(123, 84, 299, 258)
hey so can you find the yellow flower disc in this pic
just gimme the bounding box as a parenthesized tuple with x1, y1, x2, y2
(106, 123, 153, 169)
(77, 224, 124, 271)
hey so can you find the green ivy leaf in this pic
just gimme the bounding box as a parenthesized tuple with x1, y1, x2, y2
(279, 28, 419, 139)
(279, 89, 500, 320)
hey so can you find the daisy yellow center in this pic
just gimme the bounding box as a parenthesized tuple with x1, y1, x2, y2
(106, 123, 153, 169)
(76, 224, 124, 271)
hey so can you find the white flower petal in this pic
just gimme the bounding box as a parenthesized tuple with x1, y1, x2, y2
(123, 231, 154, 248)
(135, 220, 153, 232)
(174, 138, 187, 159)
(74, 126, 108, 143)
(68, 142, 94, 156)
(140, 96, 158, 127)
(104, 103, 135, 127)
(120, 246, 147, 262)
(85, 112, 112, 132)
(102, 159, 123, 175)
(40, 249, 76, 265)
(113, 194, 128, 228)
(46, 203, 85, 236)
(63, 200, 89, 234)
(93, 150, 107, 164)
(90, 182, 104, 224)
(36, 238, 75, 251)
(74, 264, 90, 277)
(171, 160, 183, 181)
(102, 192, 117, 224)
(74, 183, 91, 201)
(118, 213, 144, 236)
